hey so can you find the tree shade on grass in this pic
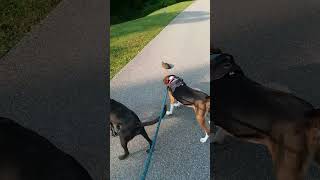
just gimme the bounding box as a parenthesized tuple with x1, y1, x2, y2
(111, 0, 192, 25)
(0, 0, 61, 58)
(110, 1, 192, 79)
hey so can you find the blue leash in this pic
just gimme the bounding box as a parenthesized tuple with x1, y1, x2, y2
(139, 87, 168, 180)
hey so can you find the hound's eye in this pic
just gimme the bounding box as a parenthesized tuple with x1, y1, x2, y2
(223, 63, 232, 69)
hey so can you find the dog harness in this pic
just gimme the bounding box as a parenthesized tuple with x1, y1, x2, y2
(166, 75, 185, 92)
(211, 53, 239, 80)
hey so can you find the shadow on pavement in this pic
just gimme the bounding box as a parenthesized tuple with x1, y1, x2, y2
(110, 64, 210, 179)
(170, 11, 210, 25)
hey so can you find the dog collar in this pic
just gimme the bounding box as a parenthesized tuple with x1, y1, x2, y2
(167, 76, 184, 92)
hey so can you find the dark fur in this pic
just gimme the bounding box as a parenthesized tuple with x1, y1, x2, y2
(211, 53, 320, 180)
(0, 117, 92, 180)
(110, 99, 165, 160)
(210, 48, 222, 54)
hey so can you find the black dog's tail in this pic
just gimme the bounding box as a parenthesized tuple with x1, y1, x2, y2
(141, 105, 167, 127)
(141, 117, 160, 127)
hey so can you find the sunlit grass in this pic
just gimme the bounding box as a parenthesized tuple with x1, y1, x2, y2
(110, 1, 192, 79)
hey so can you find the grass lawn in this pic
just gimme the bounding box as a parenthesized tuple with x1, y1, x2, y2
(0, 0, 61, 58)
(110, 1, 193, 79)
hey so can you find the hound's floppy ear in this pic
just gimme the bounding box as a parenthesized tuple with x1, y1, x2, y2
(163, 76, 169, 84)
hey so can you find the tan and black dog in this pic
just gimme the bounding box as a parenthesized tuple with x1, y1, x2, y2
(211, 53, 320, 180)
(162, 73, 210, 143)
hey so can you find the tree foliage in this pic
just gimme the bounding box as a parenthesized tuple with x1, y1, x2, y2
(110, 0, 190, 25)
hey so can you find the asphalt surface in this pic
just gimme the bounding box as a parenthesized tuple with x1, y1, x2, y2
(110, 0, 210, 179)
(0, 1, 108, 179)
(211, 0, 320, 179)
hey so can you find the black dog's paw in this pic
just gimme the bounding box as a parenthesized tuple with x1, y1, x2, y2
(118, 154, 129, 160)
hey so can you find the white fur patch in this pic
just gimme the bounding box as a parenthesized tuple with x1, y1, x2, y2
(173, 101, 182, 107)
(200, 133, 209, 143)
(166, 104, 174, 115)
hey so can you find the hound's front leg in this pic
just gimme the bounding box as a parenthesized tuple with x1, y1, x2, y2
(173, 101, 182, 107)
(166, 91, 176, 115)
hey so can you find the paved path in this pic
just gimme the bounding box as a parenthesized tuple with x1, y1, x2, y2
(212, 0, 320, 179)
(0, 1, 107, 179)
(110, 0, 210, 179)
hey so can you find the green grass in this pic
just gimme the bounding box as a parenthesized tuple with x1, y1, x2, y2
(0, 0, 61, 58)
(110, 1, 193, 79)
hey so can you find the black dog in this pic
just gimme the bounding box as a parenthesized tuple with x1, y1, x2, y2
(0, 117, 92, 180)
(110, 99, 166, 160)
(211, 53, 320, 180)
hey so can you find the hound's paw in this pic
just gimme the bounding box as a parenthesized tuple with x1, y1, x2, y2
(118, 153, 129, 160)
(166, 111, 173, 115)
(200, 134, 209, 143)
(200, 137, 208, 143)
(173, 102, 182, 107)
